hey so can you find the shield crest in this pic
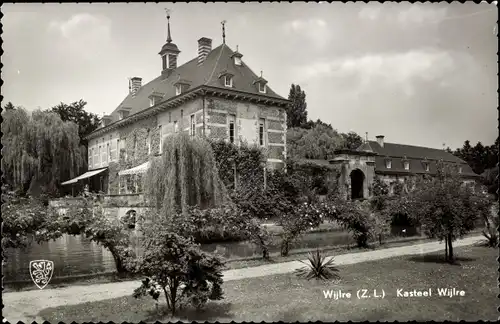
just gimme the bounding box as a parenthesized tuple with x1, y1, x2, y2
(29, 260, 54, 289)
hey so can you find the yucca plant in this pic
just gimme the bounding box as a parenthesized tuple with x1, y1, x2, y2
(295, 249, 340, 281)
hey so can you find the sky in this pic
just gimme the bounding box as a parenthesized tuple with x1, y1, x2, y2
(2, 2, 498, 150)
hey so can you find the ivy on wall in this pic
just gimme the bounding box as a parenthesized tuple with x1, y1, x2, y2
(210, 139, 266, 191)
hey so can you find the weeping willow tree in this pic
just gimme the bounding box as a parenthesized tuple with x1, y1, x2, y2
(144, 133, 228, 218)
(1, 108, 85, 196)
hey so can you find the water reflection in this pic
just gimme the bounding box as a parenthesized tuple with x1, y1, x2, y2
(3, 230, 354, 282)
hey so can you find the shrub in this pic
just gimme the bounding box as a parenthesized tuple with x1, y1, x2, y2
(295, 249, 340, 281)
(279, 201, 324, 256)
(133, 229, 224, 317)
(482, 202, 498, 247)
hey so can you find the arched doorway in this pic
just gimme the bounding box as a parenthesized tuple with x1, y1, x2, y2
(350, 169, 365, 200)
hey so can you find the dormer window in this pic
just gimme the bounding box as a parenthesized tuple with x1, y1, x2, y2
(149, 98, 155, 107)
(424, 162, 430, 172)
(458, 166, 463, 174)
(404, 161, 410, 170)
(224, 75, 233, 87)
(258, 83, 267, 93)
(175, 84, 182, 96)
(385, 159, 392, 169)
(231, 49, 243, 66)
(235, 57, 242, 66)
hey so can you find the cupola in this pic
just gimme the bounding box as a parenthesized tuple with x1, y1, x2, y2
(159, 11, 180, 79)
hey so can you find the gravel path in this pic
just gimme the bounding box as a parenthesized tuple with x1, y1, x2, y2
(2, 235, 484, 323)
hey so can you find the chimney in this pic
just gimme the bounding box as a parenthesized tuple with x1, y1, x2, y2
(129, 77, 142, 96)
(376, 135, 385, 148)
(198, 37, 212, 65)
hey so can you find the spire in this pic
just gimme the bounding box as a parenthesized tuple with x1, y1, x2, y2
(221, 20, 226, 44)
(165, 8, 172, 43)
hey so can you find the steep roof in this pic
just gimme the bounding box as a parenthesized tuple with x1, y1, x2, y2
(367, 141, 464, 163)
(109, 44, 285, 124)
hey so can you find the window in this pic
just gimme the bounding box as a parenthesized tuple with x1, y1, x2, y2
(458, 166, 463, 174)
(224, 75, 233, 87)
(107, 143, 110, 164)
(175, 84, 182, 96)
(174, 121, 178, 133)
(169, 112, 172, 123)
(259, 118, 266, 146)
(385, 159, 392, 169)
(190, 115, 196, 137)
(258, 83, 266, 93)
(234, 57, 242, 66)
(228, 115, 236, 144)
(89, 149, 93, 168)
(98, 146, 101, 166)
(149, 97, 155, 107)
(159, 125, 163, 154)
(404, 161, 410, 170)
(424, 163, 429, 172)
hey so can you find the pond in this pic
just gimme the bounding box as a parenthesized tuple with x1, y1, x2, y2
(3, 229, 355, 283)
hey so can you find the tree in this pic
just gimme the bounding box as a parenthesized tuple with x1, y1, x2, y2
(340, 132, 364, 150)
(1, 108, 85, 196)
(133, 228, 224, 317)
(287, 84, 308, 128)
(397, 162, 492, 263)
(49, 100, 101, 147)
(144, 133, 228, 217)
(3, 101, 16, 110)
(287, 123, 344, 160)
(302, 119, 333, 130)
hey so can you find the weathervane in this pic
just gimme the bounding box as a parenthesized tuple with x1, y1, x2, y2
(221, 20, 226, 44)
(165, 8, 172, 43)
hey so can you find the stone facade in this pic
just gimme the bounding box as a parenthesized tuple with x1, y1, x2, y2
(330, 151, 377, 200)
(86, 95, 287, 196)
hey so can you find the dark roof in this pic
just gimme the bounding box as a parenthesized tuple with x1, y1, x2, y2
(357, 141, 374, 153)
(367, 140, 464, 163)
(108, 44, 285, 124)
(373, 156, 478, 177)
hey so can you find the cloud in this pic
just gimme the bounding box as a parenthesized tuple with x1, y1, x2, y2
(294, 49, 456, 96)
(283, 18, 329, 49)
(358, 7, 382, 21)
(48, 13, 112, 60)
(397, 5, 448, 24)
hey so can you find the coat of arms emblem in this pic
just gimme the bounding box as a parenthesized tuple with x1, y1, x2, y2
(29, 260, 54, 289)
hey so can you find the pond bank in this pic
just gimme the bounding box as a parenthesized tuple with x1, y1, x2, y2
(3, 231, 483, 292)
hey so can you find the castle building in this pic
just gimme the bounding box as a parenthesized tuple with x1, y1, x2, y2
(331, 135, 480, 200)
(61, 16, 289, 196)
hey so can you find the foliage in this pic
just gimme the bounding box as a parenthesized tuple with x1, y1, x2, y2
(285, 158, 339, 198)
(295, 250, 340, 281)
(62, 195, 138, 274)
(302, 119, 333, 130)
(452, 138, 498, 175)
(393, 162, 493, 262)
(340, 132, 364, 150)
(1, 108, 85, 196)
(1, 186, 63, 252)
(286, 123, 344, 160)
(287, 84, 308, 128)
(49, 99, 101, 147)
(210, 139, 265, 191)
(133, 228, 224, 316)
(481, 165, 498, 199)
(279, 202, 324, 256)
(145, 205, 272, 260)
(481, 202, 499, 248)
(144, 133, 228, 217)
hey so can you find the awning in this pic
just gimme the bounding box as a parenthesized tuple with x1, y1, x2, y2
(61, 168, 108, 185)
(118, 161, 150, 176)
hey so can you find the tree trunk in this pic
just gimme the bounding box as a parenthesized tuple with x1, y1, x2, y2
(444, 237, 448, 261)
(447, 233, 454, 263)
(281, 240, 290, 257)
(109, 247, 127, 275)
(163, 286, 171, 310)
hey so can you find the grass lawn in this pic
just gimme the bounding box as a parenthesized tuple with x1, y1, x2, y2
(39, 245, 498, 322)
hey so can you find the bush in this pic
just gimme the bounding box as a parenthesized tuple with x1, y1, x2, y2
(279, 201, 324, 256)
(133, 229, 224, 317)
